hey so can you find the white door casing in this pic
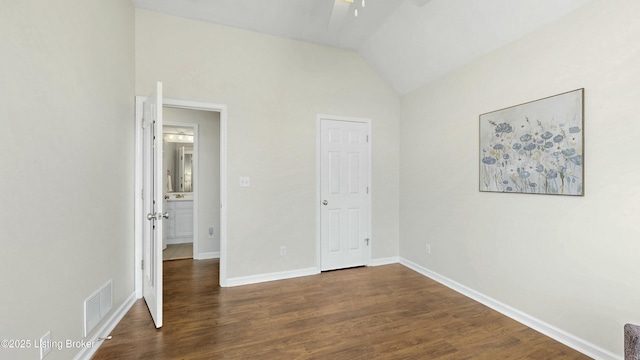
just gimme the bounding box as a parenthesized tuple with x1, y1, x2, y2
(319, 116, 371, 271)
(142, 81, 163, 328)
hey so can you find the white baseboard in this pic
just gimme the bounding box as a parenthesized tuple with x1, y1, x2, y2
(196, 251, 220, 260)
(369, 256, 399, 266)
(399, 258, 620, 360)
(73, 292, 137, 360)
(226, 267, 319, 287)
(165, 238, 193, 245)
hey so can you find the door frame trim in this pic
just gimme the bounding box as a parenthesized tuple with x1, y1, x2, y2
(316, 114, 372, 272)
(135, 97, 229, 298)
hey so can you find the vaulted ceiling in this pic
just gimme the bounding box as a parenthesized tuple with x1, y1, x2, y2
(131, 0, 594, 95)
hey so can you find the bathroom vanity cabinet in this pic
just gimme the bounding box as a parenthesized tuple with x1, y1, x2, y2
(163, 198, 193, 244)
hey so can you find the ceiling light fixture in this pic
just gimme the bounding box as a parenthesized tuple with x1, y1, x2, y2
(164, 132, 194, 143)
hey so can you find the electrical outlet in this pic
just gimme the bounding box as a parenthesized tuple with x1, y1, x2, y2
(280, 246, 286, 256)
(40, 331, 52, 359)
(426, 243, 431, 255)
(239, 176, 250, 187)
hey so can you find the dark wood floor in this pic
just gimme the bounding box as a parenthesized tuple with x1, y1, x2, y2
(92, 260, 589, 359)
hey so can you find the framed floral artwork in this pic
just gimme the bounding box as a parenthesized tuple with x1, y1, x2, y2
(479, 89, 584, 196)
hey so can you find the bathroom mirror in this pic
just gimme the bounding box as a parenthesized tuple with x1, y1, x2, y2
(163, 126, 194, 193)
(178, 146, 193, 192)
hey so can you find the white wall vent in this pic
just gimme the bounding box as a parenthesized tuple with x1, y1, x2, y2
(84, 280, 113, 337)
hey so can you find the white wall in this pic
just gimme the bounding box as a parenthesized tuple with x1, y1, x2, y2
(164, 107, 221, 255)
(135, 9, 401, 279)
(400, 0, 640, 357)
(0, 1, 135, 360)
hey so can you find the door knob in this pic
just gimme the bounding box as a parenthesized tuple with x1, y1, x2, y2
(322, 200, 328, 206)
(146, 212, 169, 221)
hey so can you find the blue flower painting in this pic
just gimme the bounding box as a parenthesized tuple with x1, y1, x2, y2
(479, 89, 584, 196)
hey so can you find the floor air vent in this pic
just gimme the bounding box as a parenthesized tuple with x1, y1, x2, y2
(84, 280, 113, 337)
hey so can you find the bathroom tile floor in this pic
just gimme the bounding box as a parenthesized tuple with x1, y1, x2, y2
(163, 243, 193, 261)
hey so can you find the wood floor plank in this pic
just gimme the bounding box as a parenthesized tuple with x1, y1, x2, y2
(91, 260, 590, 359)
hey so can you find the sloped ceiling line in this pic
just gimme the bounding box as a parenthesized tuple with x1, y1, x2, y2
(131, 0, 594, 95)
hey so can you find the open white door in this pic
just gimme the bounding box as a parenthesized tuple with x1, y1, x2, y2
(142, 82, 164, 328)
(320, 118, 370, 271)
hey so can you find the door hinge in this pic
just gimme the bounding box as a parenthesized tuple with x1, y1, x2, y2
(141, 260, 144, 270)
(366, 186, 369, 194)
(366, 135, 369, 142)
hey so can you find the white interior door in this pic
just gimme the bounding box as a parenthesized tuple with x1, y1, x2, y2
(320, 119, 370, 271)
(142, 81, 164, 328)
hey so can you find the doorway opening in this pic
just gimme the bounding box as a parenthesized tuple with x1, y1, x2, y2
(135, 97, 229, 308)
(161, 106, 222, 263)
(162, 121, 196, 261)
